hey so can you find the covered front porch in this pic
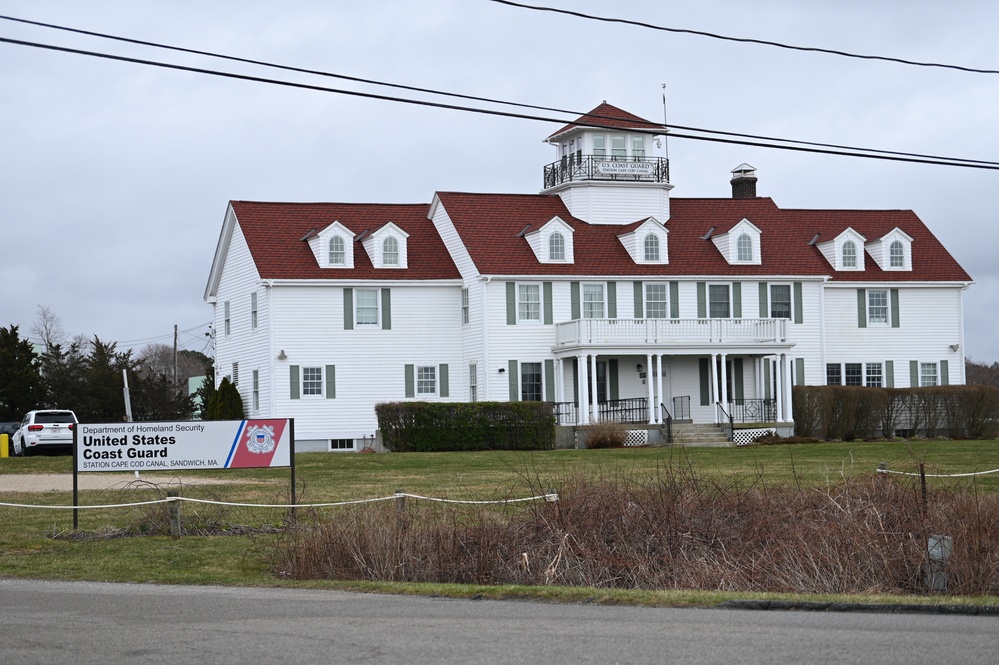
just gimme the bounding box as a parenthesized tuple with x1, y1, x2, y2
(550, 318, 797, 439)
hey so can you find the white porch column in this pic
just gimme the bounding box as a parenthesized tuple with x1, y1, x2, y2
(784, 355, 794, 424)
(590, 354, 599, 423)
(775, 355, 785, 422)
(577, 354, 589, 425)
(554, 358, 563, 404)
(755, 357, 763, 400)
(720, 353, 729, 414)
(656, 354, 665, 423)
(646, 353, 656, 424)
(711, 353, 720, 423)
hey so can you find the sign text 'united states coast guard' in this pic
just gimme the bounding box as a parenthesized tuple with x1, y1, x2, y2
(75, 420, 292, 472)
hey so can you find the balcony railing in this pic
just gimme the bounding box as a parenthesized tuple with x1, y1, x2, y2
(544, 155, 669, 189)
(555, 318, 788, 347)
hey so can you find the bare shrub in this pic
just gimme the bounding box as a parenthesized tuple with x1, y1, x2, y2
(581, 421, 627, 449)
(272, 467, 999, 596)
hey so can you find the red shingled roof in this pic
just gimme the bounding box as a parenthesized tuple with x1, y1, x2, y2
(546, 102, 664, 142)
(228, 195, 970, 284)
(230, 201, 460, 281)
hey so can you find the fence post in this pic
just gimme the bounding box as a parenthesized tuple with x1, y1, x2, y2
(167, 490, 181, 539)
(395, 488, 407, 532)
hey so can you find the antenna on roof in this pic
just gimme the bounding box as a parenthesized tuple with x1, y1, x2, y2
(661, 84, 670, 162)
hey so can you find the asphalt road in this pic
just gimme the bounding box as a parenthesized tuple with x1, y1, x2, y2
(1, 580, 996, 664)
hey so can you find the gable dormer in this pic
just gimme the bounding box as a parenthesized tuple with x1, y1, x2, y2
(524, 215, 575, 264)
(867, 228, 913, 271)
(816, 227, 866, 271)
(308, 221, 355, 269)
(361, 222, 409, 269)
(711, 218, 761, 265)
(618, 217, 668, 264)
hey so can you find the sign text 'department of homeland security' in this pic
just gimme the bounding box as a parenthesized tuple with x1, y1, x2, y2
(75, 420, 292, 472)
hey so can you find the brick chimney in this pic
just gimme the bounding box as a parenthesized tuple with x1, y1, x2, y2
(730, 163, 757, 198)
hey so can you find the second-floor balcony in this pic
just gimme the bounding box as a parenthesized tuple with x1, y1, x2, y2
(555, 318, 789, 348)
(543, 155, 670, 189)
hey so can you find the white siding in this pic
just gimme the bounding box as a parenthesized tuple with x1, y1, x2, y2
(556, 184, 670, 225)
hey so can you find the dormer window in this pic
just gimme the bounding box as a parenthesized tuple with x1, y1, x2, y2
(328, 236, 345, 266)
(737, 234, 753, 262)
(889, 240, 904, 268)
(549, 232, 565, 261)
(383, 237, 399, 266)
(843, 241, 857, 268)
(644, 234, 660, 262)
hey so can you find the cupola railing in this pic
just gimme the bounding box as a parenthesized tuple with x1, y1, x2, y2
(543, 155, 670, 189)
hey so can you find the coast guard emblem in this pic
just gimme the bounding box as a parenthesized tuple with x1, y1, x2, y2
(245, 424, 276, 454)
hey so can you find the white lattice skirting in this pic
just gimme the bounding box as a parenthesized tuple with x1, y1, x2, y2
(733, 428, 776, 446)
(624, 430, 649, 447)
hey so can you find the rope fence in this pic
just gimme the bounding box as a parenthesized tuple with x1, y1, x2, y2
(0, 491, 559, 511)
(876, 466, 999, 478)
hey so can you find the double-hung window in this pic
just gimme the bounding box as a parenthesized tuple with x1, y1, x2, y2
(518, 284, 541, 322)
(549, 232, 565, 261)
(890, 241, 904, 268)
(593, 135, 606, 158)
(737, 234, 753, 262)
(356, 289, 379, 326)
(866, 363, 883, 388)
(223, 301, 231, 336)
(770, 284, 792, 319)
(868, 290, 889, 325)
(302, 366, 323, 396)
(252, 369, 260, 412)
(844, 363, 863, 386)
(920, 362, 938, 387)
(521, 362, 543, 402)
(383, 237, 399, 266)
(826, 363, 842, 386)
(250, 292, 258, 329)
(329, 236, 345, 265)
(645, 283, 668, 319)
(644, 234, 660, 262)
(843, 241, 857, 268)
(611, 135, 626, 160)
(708, 285, 731, 318)
(469, 364, 477, 402)
(583, 284, 605, 319)
(631, 136, 645, 159)
(417, 366, 437, 395)
(461, 288, 469, 325)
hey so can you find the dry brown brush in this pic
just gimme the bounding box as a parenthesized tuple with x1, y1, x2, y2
(272, 469, 999, 596)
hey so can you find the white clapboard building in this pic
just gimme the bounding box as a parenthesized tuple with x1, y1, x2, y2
(205, 103, 972, 450)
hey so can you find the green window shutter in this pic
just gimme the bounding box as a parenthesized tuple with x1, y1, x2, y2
(940, 360, 949, 386)
(669, 282, 679, 318)
(543, 282, 553, 325)
(890, 289, 900, 328)
(343, 288, 354, 330)
(506, 282, 516, 325)
(325, 365, 336, 399)
(732, 282, 742, 319)
(734, 358, 744, 400)
(571, 358, 578, 403)
(609, 359, 619, 401)
(699, 358, 710, 406)
(544, 359, 555, 401)
(885, 360, 894, 388)
(607, 282, 617, 319)
(759, 282, 768, 318)
(795, 358, 805, 386)
(439, 364, 449, 397)
(633, 282, 644, 318)
(570, 282, 580, 320)
(857, 289, 867, 328)
(910, 360, 919, 387)
(381, 288, 391, 330)
(290, 365, 300, 400)
(405, 364, 415, 398)
(793, 282, 803, 324)
(697, 282, 707, 318)
(508, 360, 519, 401)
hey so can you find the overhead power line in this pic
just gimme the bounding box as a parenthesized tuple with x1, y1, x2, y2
(489, 0, 999, 75)
(2, 35, 998, 171)
(2, 15, 997, 168)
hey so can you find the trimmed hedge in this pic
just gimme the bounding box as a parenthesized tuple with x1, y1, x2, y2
(792, 385, 999, 440)
(375, 401, 556, 452)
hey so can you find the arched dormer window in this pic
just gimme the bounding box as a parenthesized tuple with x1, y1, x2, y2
(843, 240, 857, 268)
(549, 232, 565, 261)
(328, 236, 345, 266)
(383, 236, 399, 266)
(736, 234, 753, 262)
(889, 240, 904, 268)
(644, 234, 660, 262)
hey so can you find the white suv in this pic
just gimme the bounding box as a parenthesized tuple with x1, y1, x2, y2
(12, 409, 78, 456)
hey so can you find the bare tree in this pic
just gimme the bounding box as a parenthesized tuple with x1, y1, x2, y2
(966, 358, 999, 387)
(31, 305, 65, 352)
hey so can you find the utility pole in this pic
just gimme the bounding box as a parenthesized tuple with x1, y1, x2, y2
(173, 324, 179, 386)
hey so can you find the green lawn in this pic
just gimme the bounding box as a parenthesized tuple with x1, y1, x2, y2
(2, 439, 997, 607)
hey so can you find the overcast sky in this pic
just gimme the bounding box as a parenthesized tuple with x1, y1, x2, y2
(2, 1, 996, 363)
